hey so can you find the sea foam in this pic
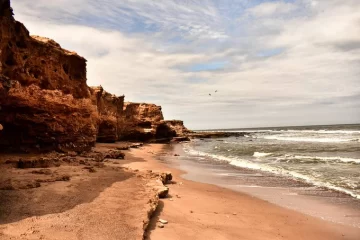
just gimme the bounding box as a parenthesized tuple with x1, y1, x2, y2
(253, 152, 273, 157)
(184, 147, 360, 199)
(262, 135, 358, 143)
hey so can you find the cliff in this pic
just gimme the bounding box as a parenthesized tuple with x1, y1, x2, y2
(90, 92, 190, 142)
(0, 0, 98, 152)
(90, 86, 124, 143)
(0, 0, 190, 152)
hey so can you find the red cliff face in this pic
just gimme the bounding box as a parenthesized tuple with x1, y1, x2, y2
(90, 86, 124, 143)
(0, 0, 98, 152)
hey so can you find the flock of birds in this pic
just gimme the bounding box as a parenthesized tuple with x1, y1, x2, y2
(209, 90, 217, 96)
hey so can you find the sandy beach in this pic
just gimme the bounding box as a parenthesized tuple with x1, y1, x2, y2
(0, 142, 359, 239)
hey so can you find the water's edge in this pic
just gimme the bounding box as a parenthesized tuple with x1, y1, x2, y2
(157, 143, 360, 229)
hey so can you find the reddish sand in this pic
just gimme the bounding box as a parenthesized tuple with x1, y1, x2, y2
(125, 144, 360, 240)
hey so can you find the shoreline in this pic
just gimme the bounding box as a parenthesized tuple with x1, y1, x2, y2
(125, 143, 360, 240)
(165, 143, 360, 228)
(0, 142, 359, 239)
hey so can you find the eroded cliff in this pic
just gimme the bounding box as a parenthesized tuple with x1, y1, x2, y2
(0, 0, 98, 152)
(0, 0, 190, 152)
(90, 86, 124, 143)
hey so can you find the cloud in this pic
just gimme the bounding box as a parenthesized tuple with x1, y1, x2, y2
(10, 0, 360, 129)
(246, 1, 297, 17)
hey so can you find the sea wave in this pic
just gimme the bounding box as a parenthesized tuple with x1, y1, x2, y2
(283, 130, 360, 134)
(253, 152, 273, 157)
(285, 155, 360, 164)
(214, 129, 360, 134)
(184, 148, 360, 199)
(262, 135, 359, 143)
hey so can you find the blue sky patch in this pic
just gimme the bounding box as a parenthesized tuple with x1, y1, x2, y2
(184, 61, 229, 72)
(256, 48, 284, 57)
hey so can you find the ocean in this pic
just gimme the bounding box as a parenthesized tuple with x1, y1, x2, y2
(184, 124, 360, 199)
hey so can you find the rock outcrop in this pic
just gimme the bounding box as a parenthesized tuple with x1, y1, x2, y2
(90, 86, 124, 143)
(119, 102, 164, 141)
(163, 120, 192, 136)
(0, 0, 98, 152)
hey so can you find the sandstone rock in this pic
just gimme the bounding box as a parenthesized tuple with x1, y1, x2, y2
(90, 86, 124, 143)
(162, 120, 192, 136)
(55, 174, 71, 181)
(0, 2, 98, 152)
(84, 166, 96, 173)
(129, 143, 143, 148)
(104, 150, 125, 159)
(157, 185, 169, 198)
(158, 172, 173, 184)
(118, 102, 164, 141)
(31, 169, 52, 175)
(17, 158, 55, 169)
(172, 136, 191, 142)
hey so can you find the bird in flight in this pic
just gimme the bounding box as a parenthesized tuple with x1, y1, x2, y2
(215, 90, 218, 93)
(209, 93, 212, 96)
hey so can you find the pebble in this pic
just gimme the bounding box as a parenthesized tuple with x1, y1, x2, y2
(159, 219, 168, 224)
(158, 223, 164, 228)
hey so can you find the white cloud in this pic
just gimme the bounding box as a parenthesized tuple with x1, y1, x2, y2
(247, 1, 297, 17)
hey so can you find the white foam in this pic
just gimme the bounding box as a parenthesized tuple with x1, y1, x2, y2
(253, 152, 273, 157)
(262, 135, 358, 143)
(185, 148, 360, 199)
(208, 129, 360, 134)
(288, 155, 360, 164)
(284, 129, 360, 134)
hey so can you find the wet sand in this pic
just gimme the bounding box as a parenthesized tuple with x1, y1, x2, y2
(125, 144, 360, 240)
(159, 144, 360, 228)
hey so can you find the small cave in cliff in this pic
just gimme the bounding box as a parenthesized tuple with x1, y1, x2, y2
(155, 124, 177, 139)
(138, 121, 152, 128)
(4, 52, 16, 66)
(0, 123, 32, 153)
(29, 68, 41, 79)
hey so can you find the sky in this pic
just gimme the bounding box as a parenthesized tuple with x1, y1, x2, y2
(11, 0, 360, 129)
